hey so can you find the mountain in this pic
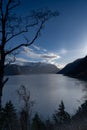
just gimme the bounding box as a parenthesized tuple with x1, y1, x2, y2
(5, 62, 60, 75)
(57, 56, 87, 80)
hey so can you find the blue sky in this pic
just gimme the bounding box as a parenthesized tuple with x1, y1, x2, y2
(9, 0, 87, 68)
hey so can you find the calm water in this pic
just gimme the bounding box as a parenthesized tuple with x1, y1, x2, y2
(2, 74, 87, 118)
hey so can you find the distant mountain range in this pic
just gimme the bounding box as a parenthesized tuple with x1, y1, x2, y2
(5, 62, 59, 75)
(57, 56, 87, 80)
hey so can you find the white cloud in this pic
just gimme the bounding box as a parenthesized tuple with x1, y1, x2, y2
(32, 45, 41, 50)
(41, 53, 60, 65)
(22, 46, 40, 58)
(16, 57, 29, 63)
(19, 46, 61, 65)
(32, 45, 47, 52)
(6, 46, 68, 68)
(22, 46, 33, 53)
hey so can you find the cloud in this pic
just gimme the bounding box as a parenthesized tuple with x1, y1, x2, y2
(18, 46, 60, 65)
(42, 48, 47, 52)
(6, 46, 68, 68)
(22, 46, 40, 58)
(32, 45, 41, 50)
(22, 46, 33, 53)
(60, 49, 67, 55)
(41, 53, 60, 65)
(32, 45, 47, 52)
(6, 46, 69, 68)
(16, 57, 29, 63)
(41, 53, 60, 59)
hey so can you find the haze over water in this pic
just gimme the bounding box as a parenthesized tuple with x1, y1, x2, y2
(3, 74, 87, 119)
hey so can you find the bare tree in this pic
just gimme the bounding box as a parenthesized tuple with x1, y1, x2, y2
(0, 0, 59, 108)
(17, 85, 34, 130)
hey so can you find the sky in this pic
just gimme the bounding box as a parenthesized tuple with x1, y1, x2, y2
(8, 0, 87, 68)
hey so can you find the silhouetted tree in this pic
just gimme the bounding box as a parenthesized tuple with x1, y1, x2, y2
(45, 118, 54, 130)
(0, 107, 4, 129)
(68, 100, 87, 130)
(0, 101, 19, 130)
(0, 0, 59, 108)
(77, 100, 87, 115)
(53, 101, 70, 126)
(17, 85, 34, 130)
(72, 100, 87, 121)
(20, 109, 29, 130)
(32, 113, 46, 130)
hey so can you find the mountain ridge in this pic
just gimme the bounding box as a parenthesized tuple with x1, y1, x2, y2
(57, 56, 87, 80)
(5, 62, 60, 75)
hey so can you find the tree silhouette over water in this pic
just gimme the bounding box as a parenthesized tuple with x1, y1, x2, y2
(0, 0, 59, 108)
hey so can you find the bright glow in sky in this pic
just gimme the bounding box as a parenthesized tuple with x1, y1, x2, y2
(10, 0, 87, 68)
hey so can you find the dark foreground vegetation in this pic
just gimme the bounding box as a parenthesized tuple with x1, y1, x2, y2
(0, 86, 87, 130)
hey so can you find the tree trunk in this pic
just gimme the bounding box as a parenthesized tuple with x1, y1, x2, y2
(0, 50, 5, 109)
(0, 88, 2, 110)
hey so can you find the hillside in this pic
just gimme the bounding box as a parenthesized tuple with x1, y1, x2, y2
(5, 62, 59, 75)
(57, 56, 87, 80)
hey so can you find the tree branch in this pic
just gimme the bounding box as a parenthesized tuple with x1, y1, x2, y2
(6, 21, 38, 43)
(0, 0, 3, 20)
(8, 0, 20, 11)
(3, 78, 9, 86)
(6, 30, 28, 43)
(5, 0, 11, 21)
(5, 20, 44, 55)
